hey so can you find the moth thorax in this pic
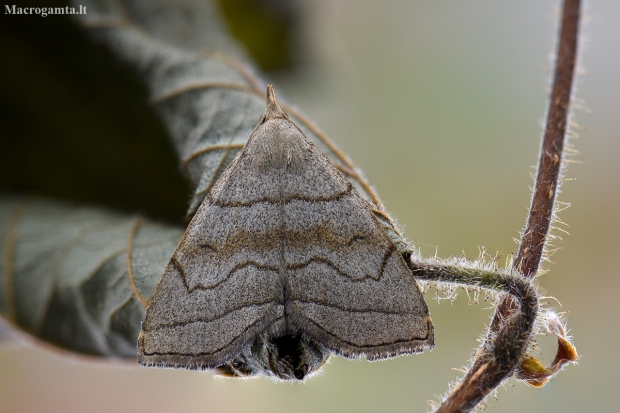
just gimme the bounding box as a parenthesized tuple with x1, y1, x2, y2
(215, 333, 330, 381)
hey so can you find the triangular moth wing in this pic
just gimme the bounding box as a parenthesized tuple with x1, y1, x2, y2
(137, 117, 289, 370)
(271, 118, 434, 360)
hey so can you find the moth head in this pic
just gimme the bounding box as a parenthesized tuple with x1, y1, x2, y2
(215, 333, 330, 381)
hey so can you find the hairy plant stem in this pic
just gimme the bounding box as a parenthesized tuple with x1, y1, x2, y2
(406, 258, 539, 412)
(430, 0, 582, 411)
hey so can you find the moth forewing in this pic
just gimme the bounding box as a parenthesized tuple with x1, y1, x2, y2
(138, 86, 434, 378)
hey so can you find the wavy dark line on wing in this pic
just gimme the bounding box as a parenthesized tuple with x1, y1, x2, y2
(171, 257, 279, 292)
(207, 182, 353, 207)
(192, 233, 370, 255)
(299, 315, 432, 350)
(143, 300, 279, 332)
(174, 246, 397, 293)
(286, 247, 396, 283)
(145, 297, 408, 333)
(142, 316, 284, 358)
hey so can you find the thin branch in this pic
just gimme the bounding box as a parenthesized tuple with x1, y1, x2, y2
(513, 0, 580, 277)
(434, 1, 581, 411)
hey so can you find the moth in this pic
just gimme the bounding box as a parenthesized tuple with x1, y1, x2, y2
(138, 85, 434, 380)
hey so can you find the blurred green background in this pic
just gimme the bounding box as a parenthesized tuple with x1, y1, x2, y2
(1, 0, 619, 412)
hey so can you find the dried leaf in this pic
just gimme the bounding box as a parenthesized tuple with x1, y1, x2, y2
(516, 312, 578, 387)
(0, 197, 182, 358)
(0, 0, 409, 359)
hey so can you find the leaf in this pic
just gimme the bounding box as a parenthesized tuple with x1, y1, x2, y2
(0, 197, 182, 358)
(0, 0, 422, 363)
(515, 312, 579, 388)
(0, 0, 410, 359)
(76, 0, 386, 216)
(0, 2, 191, 223)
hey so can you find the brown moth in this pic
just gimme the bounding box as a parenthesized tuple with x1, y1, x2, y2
(138, 86, 434, 380)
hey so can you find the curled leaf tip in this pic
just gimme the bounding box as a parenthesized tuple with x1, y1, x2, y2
(516, 312, 578, 387)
